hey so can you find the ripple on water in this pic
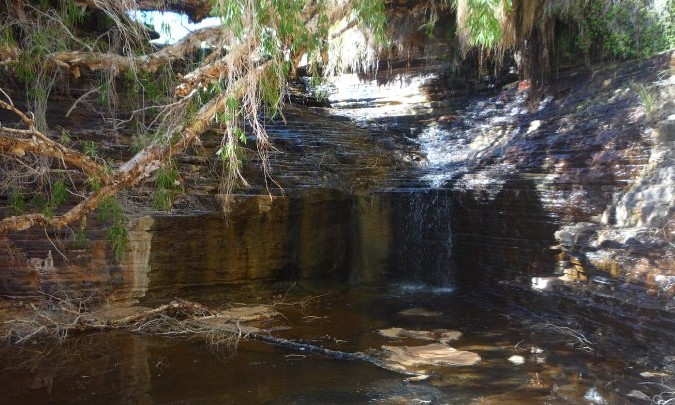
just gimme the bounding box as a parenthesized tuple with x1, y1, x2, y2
(394, 283, 455, 295)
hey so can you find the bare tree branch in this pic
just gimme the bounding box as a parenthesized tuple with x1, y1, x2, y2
(0, 59, 272, 233)
(0, 25, 222, 75)
(0, 0, 374, 236)
(0, 133, 105, 179)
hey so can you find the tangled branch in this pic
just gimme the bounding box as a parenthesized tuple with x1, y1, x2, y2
(1, 294, 422, 377)
(531, 322, 594, 352)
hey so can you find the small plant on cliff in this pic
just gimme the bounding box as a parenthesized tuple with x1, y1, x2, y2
(97, 196, 127, 263)
(634, 82, 656, 121)
(152, 162, 182, 211)
(7, 189, 26, 216)
(73, 220, 88, 249)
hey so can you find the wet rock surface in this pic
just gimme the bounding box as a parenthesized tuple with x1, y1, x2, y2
(382, 343, 482, 369)
(378, 327, 462, 343)
(446, 54, 675, 289)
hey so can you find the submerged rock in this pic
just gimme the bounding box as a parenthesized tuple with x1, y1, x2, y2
(397, 308, 442, 317)
(379, 327, 462, 343)
(382, 343, 481, 369)
(627, 390, 651, 401)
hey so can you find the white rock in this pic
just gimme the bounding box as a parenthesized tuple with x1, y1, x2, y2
(508, 355, 525, 365)
(640, 371, 670, 378)
(527, 120, 541, 134)
(627, 390, 651, 401)
(532, 277, 556, 290)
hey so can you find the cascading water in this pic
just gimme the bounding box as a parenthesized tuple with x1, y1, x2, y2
(387, 189, 454, 287)
(325, 70, 463, 288)
(324, 67, 543, 288)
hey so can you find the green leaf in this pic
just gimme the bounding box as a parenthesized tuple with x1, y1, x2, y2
(8, 189, 26, 215)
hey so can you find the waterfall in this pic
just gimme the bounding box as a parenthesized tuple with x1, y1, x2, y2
(325, 69, 460, 288)
(387, 189, 454, 287)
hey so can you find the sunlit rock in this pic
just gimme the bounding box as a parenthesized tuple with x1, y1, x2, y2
(554, 223, 598, 248)
(654, 275, 675, 292)
(382, 343, 481, 369)
(117, 217, 154, 300)
(584, 387, 608, 404)
(639, 371, 670, 378)
(526, 120, 541, 134)
(531, 277, 557, 290)
(508, 355, 525, 365)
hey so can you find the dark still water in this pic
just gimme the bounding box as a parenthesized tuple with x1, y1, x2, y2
(0, 284, 658, 404)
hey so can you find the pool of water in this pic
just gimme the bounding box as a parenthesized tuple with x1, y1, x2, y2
(0, 284, 658, 404)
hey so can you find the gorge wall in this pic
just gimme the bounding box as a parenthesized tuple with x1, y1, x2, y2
(1, 42, 674, 313)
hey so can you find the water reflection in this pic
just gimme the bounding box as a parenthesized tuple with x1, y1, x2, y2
(0, 286, 646, 404)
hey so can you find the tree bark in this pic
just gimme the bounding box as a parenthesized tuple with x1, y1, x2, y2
(0, 26, 221, 76)
(0, 130, 107, 179)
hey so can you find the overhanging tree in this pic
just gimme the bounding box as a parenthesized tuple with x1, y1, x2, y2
(1, 0, 673, 261)
(0, 0, 391, 257)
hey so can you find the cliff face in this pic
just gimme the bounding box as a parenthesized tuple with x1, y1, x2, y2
(447, 52, 675, 297)
(1, 41, 673, 312)
(322, 50, 675, 296)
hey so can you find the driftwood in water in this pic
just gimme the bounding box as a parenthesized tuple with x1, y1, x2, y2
(106, 299, 214, 326)
(249, 333, 424, 377)
(1, 297, 424, 377)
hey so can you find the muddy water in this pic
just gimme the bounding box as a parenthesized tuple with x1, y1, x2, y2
(0, 284, 648, 404)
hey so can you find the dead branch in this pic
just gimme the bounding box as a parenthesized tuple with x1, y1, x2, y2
(531, 322, 594, 352)
(51, 25, 221, 74)
(1, 296, 423, 377)
(0, 58, 272, 234)
(0, 25, 221, 76)
(249, 333, 423, 377)
(174, 37, 256, 97)
(0, 92, 107, 180)
(107, 299, 212, 326)
(0, 132, 105, 178)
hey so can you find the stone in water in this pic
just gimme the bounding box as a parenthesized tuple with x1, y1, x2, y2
(398, 308, 442, 317)
(379, 327, 462, 343)
(382, 343, 481, 370)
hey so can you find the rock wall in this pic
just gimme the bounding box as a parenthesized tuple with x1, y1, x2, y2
(0, 190, 354, 300)
(144, 190, 353, 299)
(1, 32, 673, 308)
(445, 51, 675, 297)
